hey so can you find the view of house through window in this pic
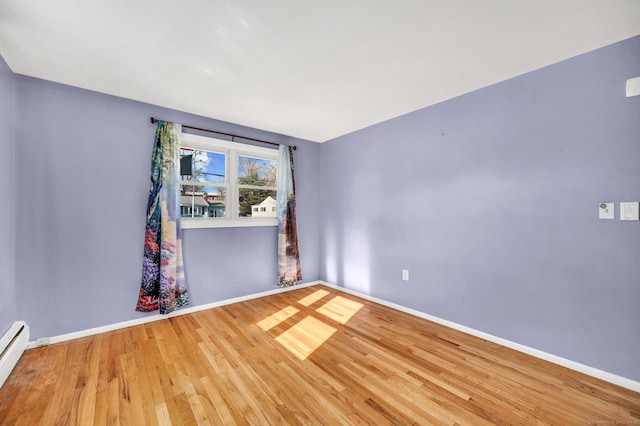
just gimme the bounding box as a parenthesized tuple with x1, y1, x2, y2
(180, 148, 227, 218)
(238, 155, 277, 218)
(178, 133, 279, 228)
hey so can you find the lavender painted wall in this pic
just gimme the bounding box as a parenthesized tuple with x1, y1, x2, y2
(13, 76, 320, 340)
(0, 55, 16, 335)
(320, 35, 640, 380)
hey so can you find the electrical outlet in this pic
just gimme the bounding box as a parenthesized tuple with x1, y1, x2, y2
(402, 269, 409, 281)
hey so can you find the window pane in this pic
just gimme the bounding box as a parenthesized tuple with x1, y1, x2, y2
(180, 185, 226, 218)
(238, 155, 276, 187)
(181, 148, 226, 184)
(238, 189, 277, 218)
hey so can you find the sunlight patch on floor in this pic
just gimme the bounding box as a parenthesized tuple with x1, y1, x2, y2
(316, 296, 364, 324)
(260, 290, 364, 360)
(275, 316, 337, 360)
(297, 289, 330, 306)
(256, 306, 300, 331)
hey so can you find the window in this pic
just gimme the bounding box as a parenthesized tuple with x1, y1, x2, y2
(179, 133, 279, 228)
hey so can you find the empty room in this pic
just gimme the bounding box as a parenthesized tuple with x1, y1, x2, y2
(1, 1, 639, 424)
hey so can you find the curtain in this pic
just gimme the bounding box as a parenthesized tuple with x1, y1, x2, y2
(276, 145, 302, 287)
(136, 121, 189, 314)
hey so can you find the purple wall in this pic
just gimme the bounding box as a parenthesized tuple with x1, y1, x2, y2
(0, 55, 16, 335)
(320, 35, 640, 381)
(13, 76, 320, 340)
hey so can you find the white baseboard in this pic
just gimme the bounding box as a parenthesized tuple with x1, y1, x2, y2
(317, 281, 640, 393)
(27, 279, 640, 393)
(26, 280, 320, 350)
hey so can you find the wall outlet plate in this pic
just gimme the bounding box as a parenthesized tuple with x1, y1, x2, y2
(620, 202, 639, 221)
(626, 76, 640, 97)
(402, 269, 409, 281)
(599, 202, 614, 219)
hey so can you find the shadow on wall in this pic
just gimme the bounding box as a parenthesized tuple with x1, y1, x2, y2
(324, 220, 371, 294)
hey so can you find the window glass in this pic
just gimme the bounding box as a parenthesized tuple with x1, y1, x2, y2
(181, 148, 225, 184)
(239, 190, 277, 217)
(179, 133, 280, 228)
(237, 155, 277, 218)
(180, 185, 226, 218)
(238, 156, 277, 187)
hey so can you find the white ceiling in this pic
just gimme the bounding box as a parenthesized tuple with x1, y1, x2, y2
(1, 1, 639, 142)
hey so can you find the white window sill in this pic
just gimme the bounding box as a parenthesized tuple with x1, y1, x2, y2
(181, 218, 277, 229)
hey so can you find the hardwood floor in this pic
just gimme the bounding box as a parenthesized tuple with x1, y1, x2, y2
(1, 285, 638, 425)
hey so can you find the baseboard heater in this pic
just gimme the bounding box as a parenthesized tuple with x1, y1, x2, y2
(0, 321, 29, 388)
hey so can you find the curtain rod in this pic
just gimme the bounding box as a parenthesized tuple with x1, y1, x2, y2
(149, 117, 296, 150)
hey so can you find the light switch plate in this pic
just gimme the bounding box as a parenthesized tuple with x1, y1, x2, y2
(620, 202, 639, 221)
(599, 203, 614, 219)
(627, 76, 640, 97)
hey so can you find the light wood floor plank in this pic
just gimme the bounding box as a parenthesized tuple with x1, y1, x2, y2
(1, 284, 638, 425)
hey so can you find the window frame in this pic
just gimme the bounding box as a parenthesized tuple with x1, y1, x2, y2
(179, 132, 279, 229)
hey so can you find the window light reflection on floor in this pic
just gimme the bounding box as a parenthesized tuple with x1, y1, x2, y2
(257, 289, 364, 360)
(275, 316, 337, 360)
(256, 306, 300, 331)
(315, 295, 364, 324)
(297, 289, 330, 306)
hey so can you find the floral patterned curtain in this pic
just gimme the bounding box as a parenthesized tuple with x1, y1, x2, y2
(276, 145, 302, 287)
(136, 121, 189, 314)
